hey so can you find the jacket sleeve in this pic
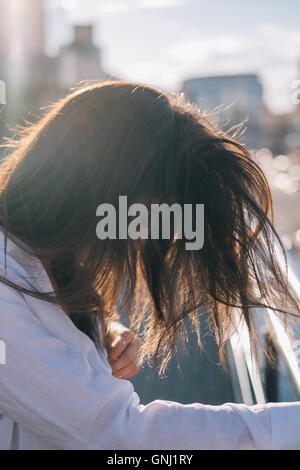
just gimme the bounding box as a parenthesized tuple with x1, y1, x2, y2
(0, 283, 299, 450)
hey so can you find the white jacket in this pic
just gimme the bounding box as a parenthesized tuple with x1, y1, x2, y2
(0, 230, 299, 450)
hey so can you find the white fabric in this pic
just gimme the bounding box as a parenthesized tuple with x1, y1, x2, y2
(0, 231, 299, 450)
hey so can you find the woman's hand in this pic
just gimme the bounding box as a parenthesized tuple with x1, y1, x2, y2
(106, 321, 142, 379)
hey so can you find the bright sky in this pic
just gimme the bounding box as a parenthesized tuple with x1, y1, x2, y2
(46, 0, 300, 114)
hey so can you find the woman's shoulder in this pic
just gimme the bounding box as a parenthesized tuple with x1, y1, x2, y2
(0, 230, 53, 294)
(0, 230, 108, 363)
(0, 230, 62, 338)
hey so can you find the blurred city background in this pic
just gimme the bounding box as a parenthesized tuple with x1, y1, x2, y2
(1, 0, 300, 406)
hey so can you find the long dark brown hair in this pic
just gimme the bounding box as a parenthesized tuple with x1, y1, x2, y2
(0, 80, 298, 373)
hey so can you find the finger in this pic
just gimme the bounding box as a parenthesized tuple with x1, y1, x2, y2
(113, 360, 140, 379)
(110, 340, 141, 372)
(109, 330, 133, 361)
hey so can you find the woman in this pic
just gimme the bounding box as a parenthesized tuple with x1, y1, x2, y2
(0, 80, 299, 450)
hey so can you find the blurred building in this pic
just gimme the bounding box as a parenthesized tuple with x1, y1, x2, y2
(0, 0, 52, 129)
(263, 111, 298, 155)
(263, 58, 300, 155)
(0, 0, 114, 140)
(182, 74, 266, 150)
(58, 25, 111, 89)
(0, 0, 45, 58)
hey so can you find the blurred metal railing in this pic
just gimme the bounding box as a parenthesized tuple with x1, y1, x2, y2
(132, 246, 300, 406)
(227, 246, 300, 404)
(228, 312, 266, 404)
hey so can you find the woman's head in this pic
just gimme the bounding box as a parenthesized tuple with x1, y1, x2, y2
(0, 80, 298, 372)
